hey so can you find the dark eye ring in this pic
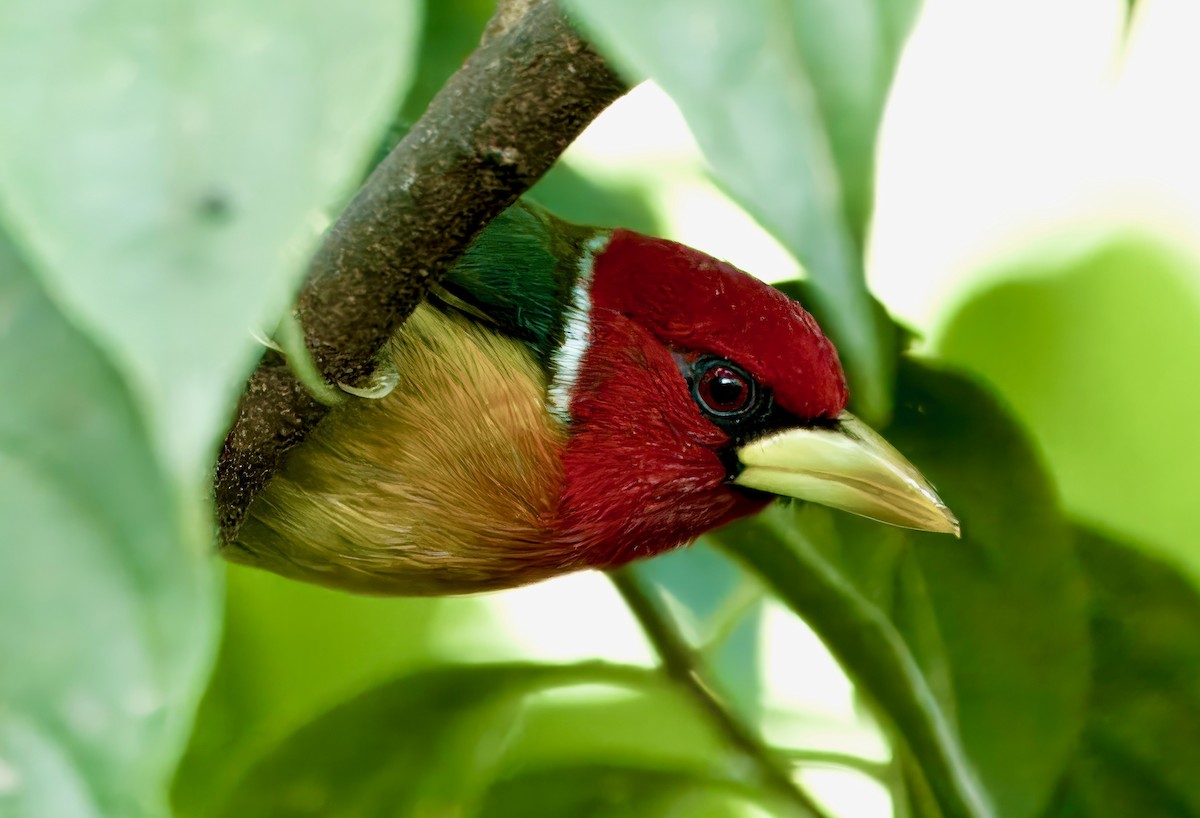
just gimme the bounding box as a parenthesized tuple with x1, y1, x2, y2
(691, 357, 757, 418)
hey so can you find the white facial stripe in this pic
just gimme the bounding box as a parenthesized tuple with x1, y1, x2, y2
(548, 234, 608, 423)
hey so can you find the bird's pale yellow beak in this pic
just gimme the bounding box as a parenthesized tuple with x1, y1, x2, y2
(733, 412, 961, 536)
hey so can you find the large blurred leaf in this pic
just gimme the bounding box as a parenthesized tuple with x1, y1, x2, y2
(0, 0, 421, 480)
(935, 236, 1200, 584)
(214, 663, 705, 818)
(491, 675, 732, 775)
(171, 566, 450, 818)
(0, 226, 217, 815)
(1045, 528, 1200, 817)
(562, 0, 923, 420)
(712, 360, 1090, 818)
(0, 718, 107, 818)
(0, 2, 423, 813)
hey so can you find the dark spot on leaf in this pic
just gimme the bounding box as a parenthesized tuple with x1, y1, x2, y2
(196, 192, 233, 224)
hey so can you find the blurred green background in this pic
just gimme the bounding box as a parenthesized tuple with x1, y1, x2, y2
(2, 0, 1198, 816)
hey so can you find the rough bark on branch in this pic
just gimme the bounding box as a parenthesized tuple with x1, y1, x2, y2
(214, 0, 627, 542)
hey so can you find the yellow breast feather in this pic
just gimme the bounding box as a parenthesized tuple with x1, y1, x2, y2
(230, 303, 568, 594)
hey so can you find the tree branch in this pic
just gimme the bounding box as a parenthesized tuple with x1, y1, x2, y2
(611, 568, 834, 818)
(214, 0, 626, 541)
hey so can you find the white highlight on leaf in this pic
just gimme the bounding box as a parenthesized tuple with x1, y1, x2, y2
(124, 685, 163, 717)
(62, 690, 109, 738)
(0, 757, 20, 795)
(547, 234, 608, 423)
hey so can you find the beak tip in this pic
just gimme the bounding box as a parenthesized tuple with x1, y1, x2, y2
(939, 507, 962, 539)
(927, 499, 961, 538)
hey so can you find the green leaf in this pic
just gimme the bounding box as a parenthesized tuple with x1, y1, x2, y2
(935, 236, 1200, 586)
(215, 663, 666, 818)
(0, 226, 218, 815)
(490, 673, 732, 776)
(481, 764, 772, 818)
(711, 360, 1090, 818)
(561, 0, 922, 420)
(171, 566, 451, 818)
(527, 163, 663, 237)
(0, 0, 422, 480)
(1045, 529, 1200, 817)
(0, 718, 102, 818)
(0, 2, 423, 810)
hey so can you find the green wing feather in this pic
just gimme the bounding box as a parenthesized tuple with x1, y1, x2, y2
(438, 201, 601, 368)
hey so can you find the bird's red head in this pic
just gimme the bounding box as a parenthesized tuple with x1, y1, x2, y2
(558, 229, 849, 567)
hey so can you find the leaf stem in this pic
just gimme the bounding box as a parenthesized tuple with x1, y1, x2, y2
(700, 574, 764, 653)
(610, 567, 832, 818)
(782, 748, 889, 780)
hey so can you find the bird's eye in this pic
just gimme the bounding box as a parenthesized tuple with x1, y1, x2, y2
(693, 358, 756, 417)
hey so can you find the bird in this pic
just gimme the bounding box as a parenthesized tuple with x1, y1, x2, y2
(226, 201, 959, 595)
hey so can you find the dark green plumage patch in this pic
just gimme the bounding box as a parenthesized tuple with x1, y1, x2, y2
(438, 201, 603, 369)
